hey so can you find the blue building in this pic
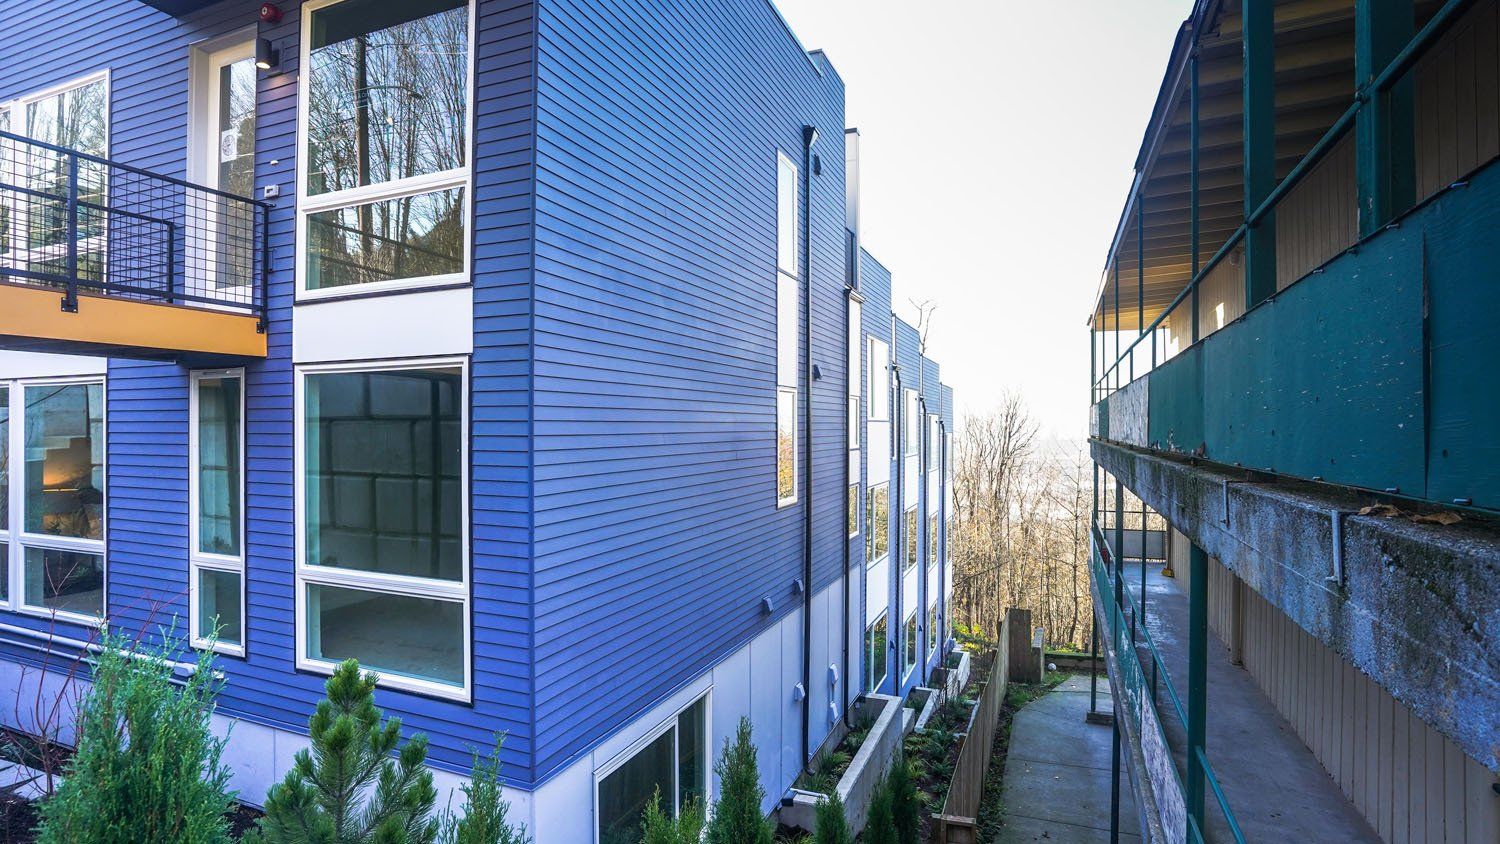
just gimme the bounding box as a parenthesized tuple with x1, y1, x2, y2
(0, 0, 954, 839)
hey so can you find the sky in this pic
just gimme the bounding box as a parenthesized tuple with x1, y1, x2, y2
(772, 0, 1194, 442)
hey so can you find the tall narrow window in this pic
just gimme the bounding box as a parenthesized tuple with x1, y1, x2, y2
(596, 695, 707, 844)
(927, 604, 939, 653)
(193, 41, 258, 298)
(191, 370, 245, 653)
(903, 612, 918, 677)
(0, 385, 9, 604)
(865, 483, 888, 566)
(927, 514, 939, 567)
(904, 391, 919, 457)
(298, 360, 469, 697)
(848, 298, 862, 538)
(775, 151, 799, 506)
(14, 380, 106, 620)
(864, 616, 888, 693)
(299, 0, 471, 296)
(867, 338, 889, 422)
(903, 506, 918, 572)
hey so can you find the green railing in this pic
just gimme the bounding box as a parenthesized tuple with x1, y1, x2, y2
(1091, 522, 1245, 844)
(1092, 0, 1480, 404)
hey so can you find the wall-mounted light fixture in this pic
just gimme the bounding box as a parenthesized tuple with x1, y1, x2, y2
(255, 37, 280, 71)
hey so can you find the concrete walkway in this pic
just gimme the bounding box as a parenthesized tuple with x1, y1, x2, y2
(1122, 563, 1379, 843)
(996, 674, 1140, 843)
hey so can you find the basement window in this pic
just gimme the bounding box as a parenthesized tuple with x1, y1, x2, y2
(596, 695, 707, 844)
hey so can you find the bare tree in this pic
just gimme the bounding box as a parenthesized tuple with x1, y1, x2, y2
(950, 395, 1094, 650)
(909, 298, 937, 356)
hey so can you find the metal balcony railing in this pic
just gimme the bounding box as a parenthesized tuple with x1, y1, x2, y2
(0, 129, 269, 327)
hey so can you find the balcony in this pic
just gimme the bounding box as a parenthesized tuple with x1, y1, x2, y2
(0, 130, 269, 361)
(1088, 0, 1500, 513)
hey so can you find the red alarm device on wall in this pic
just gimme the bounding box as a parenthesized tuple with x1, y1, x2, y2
(259, 3, 282, 24)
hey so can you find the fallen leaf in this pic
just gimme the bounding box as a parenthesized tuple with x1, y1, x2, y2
(1358, 504, 1404, 518)
(1411, 511, 1463, 526)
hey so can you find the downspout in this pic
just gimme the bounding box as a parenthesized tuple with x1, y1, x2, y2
(800, 124, 818, 772)
(889, 360, 903, 689)
(842, 286, 859, 724)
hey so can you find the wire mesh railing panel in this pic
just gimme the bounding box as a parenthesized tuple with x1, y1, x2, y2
(0, 130, 266, 317)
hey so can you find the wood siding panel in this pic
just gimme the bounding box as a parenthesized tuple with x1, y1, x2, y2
(1415, 0, 1500, 201)
(1206, 564, 1496, 843)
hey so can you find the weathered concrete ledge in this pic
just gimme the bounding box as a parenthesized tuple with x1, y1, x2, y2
(1093, 439, 1500, 772)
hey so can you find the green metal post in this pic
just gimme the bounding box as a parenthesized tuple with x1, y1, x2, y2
(1113, 260, 1120, 392)
(1356, 0, 1415, 236)
(1114, 478, 1125, 646)
(1190, 51, 1201, 344)
(1091, 326, 1097, 404)
(1187, 542, 1209, 837)
(1243, 0, 1277, 309)
(1138, 199, 1147, 370)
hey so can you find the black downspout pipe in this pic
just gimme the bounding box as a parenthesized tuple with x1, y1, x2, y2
(890, 361, 903, 687)
(800, 124, 817, 773)
(842, 287, 857, 724)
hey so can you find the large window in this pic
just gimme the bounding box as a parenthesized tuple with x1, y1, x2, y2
(865, 483, 888, 566)
(296, 360, 469, 697)
(927, 604, 940, 653)
(298, 0, 471, 296)
(596, 695, 707, 844)
(191, 370, 245, 654)
(0, 379, 106, 622)
(775, 151, 799, 507)
(0, 74, 110, 283)
(864, 616, 888, 693)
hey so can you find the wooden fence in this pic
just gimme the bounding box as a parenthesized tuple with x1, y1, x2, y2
(930, 611, 1014, 844)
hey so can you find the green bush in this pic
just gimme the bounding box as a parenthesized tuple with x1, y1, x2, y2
(640, 789, 704, 844)
(863, 771, 897, 844)
(887, 756, 921, 844)
(704, 717, 772, 844)
(36, 631, 236, 844)
(438, 739, 529, 844)
(246, 659, 438, 844)
(812, 791, 851, 844)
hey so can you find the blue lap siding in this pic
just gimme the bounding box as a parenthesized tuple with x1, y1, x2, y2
(526, 0, 846, 781)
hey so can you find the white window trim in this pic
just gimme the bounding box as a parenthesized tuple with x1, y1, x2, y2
(866, 338, 889, 422)
(776, 386, 797, 508)
(293, 0, 476, 302)
(901, 610, 918, 683)
(186, 35, 258, 308)
(0, 71, 112, 284)
(292, 356, 472, 701)
(866, 481, 888, 568)
(189, 368, 247, 656)
(2, 375, 108, 626)
(593, 691, 711, 844)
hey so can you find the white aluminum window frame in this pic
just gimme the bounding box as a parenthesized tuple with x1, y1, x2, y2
(866, 337, 889, 422)
(847, 298, 861, 538)
(865, 481, 889, 568)
(2, 375, 108, 626)
(293, 0, 476, 301)
(901, 609, 918, 683)
(189, 368, 247, 656)
(292, 356, 472, 701)
(593, 690, 712, 844)
(0, 72, 111, 285)
(774, 150, 799, 508)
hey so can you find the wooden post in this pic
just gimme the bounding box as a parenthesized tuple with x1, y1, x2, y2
(1006, 608, 1036, 683)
